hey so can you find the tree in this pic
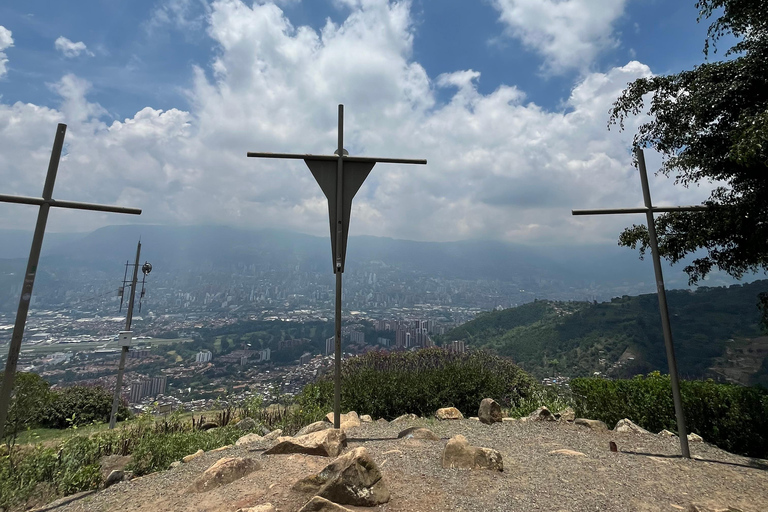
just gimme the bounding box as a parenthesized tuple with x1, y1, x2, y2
(0, 372, 52, 450)
(609, 0, 768, 319)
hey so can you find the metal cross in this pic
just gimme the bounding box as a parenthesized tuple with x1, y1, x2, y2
(248, 104, 426, 428)
(0, 123, 142, 440)
(572, 148, 708, 459)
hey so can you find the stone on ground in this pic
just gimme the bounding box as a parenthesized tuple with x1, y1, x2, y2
(441, 434, 503, 471)
(686, 504, 744, 512)
(360, 414, 373, 422)
(236, 433, 263, 446)
(436, 407, 464, 420)
(574, 418, 608, 431)
(478, 398, 502, 425)
(688, 433, 704, 443)
(264, 428, 347, 457)
(263, 429, 283, 441)
(397, 427, 440, 441)
(549, 449, 586, 457)
(297, 496, 353, 512)
(614, 418, 651, 434)
(182, 449, 205, 463)
(237, 504, 277, 512)
(210, 445, 232, 453)
(190, 457, 261, 493)
(235, 417, 257, 431)
(293, 446, 390, 506)
(528, 406, 556, 421)
(391, 413, 418, 423)
(556, 407, 576, 422)
(104, 470, 126, 488)
(376, 418, 389, 424)
(325, 411, 361, 430)
(296, 421, 332, 437)
(659, 429, 677, 437)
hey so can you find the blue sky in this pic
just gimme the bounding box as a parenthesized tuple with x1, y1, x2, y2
(0, 0, 728, 244)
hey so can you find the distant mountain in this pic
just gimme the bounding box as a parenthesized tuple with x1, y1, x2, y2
(439, 280, 768, 384)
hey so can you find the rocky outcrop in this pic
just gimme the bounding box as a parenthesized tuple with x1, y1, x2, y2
(397, 427, 440, 441)
(263, 429, 283, 441)
(296, 421, 332, 437)
(528, 406, 556, 421)
(190, 457, 261, 493)
(614, 419, 651, 434)
(236, 433, 263, 446)
(264, 429, 347, 457)
(478, 398, 502, 425)
(441, 435, 503, 471)
(293, 447, 390, 506)
(574, 418, 608, 431)
(435, 407, 464, 420)
(297, 496, 353, 512)
(182, 449, 205, 463)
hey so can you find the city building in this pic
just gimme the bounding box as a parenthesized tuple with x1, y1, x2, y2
(325, 336, 335, 356)
(129, 375, 168, 403)
(195, 350, 213, 363)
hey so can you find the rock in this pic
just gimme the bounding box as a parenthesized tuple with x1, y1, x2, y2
(293, 447, 390, 506)
(237, 505, 277, 512)
(170, 461, 182, 469)
(210, 445, 232, 453)
(296, 421, 332, 437)
(360, 414, 373, 423)
(659, 429, 678, 437)
(264, 429, 347, 457)
(469, 417, 480, 421)
(200, 421, 218, 431)
(397, 427, 440, 441)
(501, 417, 517, 423)
(297, 496, 353, 512)
(614, 418, 651, 434)
(236, 433, 263, 446)
(391, 413, 418, 423)
(478, 398, 502, 425)
(574, 418, 608, 431)
(556, 407, 576, 422)
(235, 417, 258, 431)
(325, 411, 360, 430)
(688, 433, 704, 443)
(441, 435, 503, 471)
(528, 406, 556, 422)
(259, 425, 272, 436)
(190, 457, 261, 493)
(182, 449, 205, 463)
(263, 429, 283, 441)
(686, 504, 744, 512)
(436, 407, 464, 420)
(549, 449, 586, 457)
(376, 418, 389, 424)
(104, 470, 124, 488)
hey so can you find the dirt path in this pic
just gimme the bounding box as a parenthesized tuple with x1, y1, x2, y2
(39, 418, 768, 512)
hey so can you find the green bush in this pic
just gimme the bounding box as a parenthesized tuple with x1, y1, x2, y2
(571, 372, 768, 458)
(0, 372, 53, 447)
(40, 385, 131, 429)
(298, 348, 538, 419)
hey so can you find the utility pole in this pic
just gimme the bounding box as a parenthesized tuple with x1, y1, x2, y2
(0, 123, 141, 440)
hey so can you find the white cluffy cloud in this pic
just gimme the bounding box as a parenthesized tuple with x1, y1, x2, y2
(0, 0, 712, 244)
(55, 36, 94, 58)
(0, 26, 13, 78)
(491, 0, 629, 73)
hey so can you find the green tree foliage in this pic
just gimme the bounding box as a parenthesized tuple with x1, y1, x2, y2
(609, 1, 768, 296)
(39, 385, 130, 429)
(0, 371, 52, 448)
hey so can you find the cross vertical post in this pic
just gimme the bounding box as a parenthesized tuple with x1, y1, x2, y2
(572, 148, 710, 459)
(248, 105, 426, 429)
(0, 123, 142, 440)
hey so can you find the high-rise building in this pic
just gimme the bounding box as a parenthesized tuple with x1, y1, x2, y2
(350, 331, 365, 344)
(325, 336, 335, 356)
(195, 350, 213, 363)
(129, 375, 168, 403)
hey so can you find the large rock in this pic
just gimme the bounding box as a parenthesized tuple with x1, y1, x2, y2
(436, 407, 464, 420)
(397, 427, 440, 441)
(556, 407, 575, 422)
(478, 398, 502, 425)
(235, 417, 258, 431)
(104, 470, 129, 488)
(528, 406, 556, 421)
(264, 429, 347, 457)
(441, 435, 503, 471)
(293, 447, 390, 506)
(325, 411, 361, 430)
(236, 433, 263, 446)
(574, 418, 608, 431)
(263, 429, 283, 441)
(190, 457, 261, 493)
(688, 433, 704, 443)
(182, 449, 205, 463)
(614, 418, 651, 434)
(296, 421, 332, 437)
(297, 496, 353, 512)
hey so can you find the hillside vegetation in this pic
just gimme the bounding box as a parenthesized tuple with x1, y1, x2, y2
(439, 280, 767, 382)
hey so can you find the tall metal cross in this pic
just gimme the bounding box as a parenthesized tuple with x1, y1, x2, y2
(248, 104, 427, 428)
(572, 148, 708, 459)
(0, 123, 142, 439)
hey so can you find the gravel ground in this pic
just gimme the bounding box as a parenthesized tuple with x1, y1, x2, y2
(37, 418, 768, 512)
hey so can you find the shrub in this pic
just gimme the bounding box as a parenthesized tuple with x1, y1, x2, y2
(0, 372, 52, 448)
(298, 348, 538, 419)
(571, 372, 768, 458)
(40, 385, 131, 429)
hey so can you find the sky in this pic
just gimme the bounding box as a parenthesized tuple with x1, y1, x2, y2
(0, 0, 727, 246)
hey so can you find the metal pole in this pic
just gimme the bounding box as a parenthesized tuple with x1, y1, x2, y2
(333, 105, 344, 430)
(109, 240, 141, 429)
(0, 124, 66, 441)
(636, 148, 690, 458)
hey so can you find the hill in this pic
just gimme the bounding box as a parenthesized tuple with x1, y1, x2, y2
(439, 280, 768, 384)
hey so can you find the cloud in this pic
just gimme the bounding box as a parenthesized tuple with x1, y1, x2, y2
(0, 0, 713, 245)
(0, 26, 13, 78)
(490, 0, 629, 73)
(54, 36, 94, 58)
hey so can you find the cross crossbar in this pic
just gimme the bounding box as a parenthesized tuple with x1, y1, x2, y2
(247, 152, 426, 165)
(0, 194, 142, 214)
(572, 205, 708, 216)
